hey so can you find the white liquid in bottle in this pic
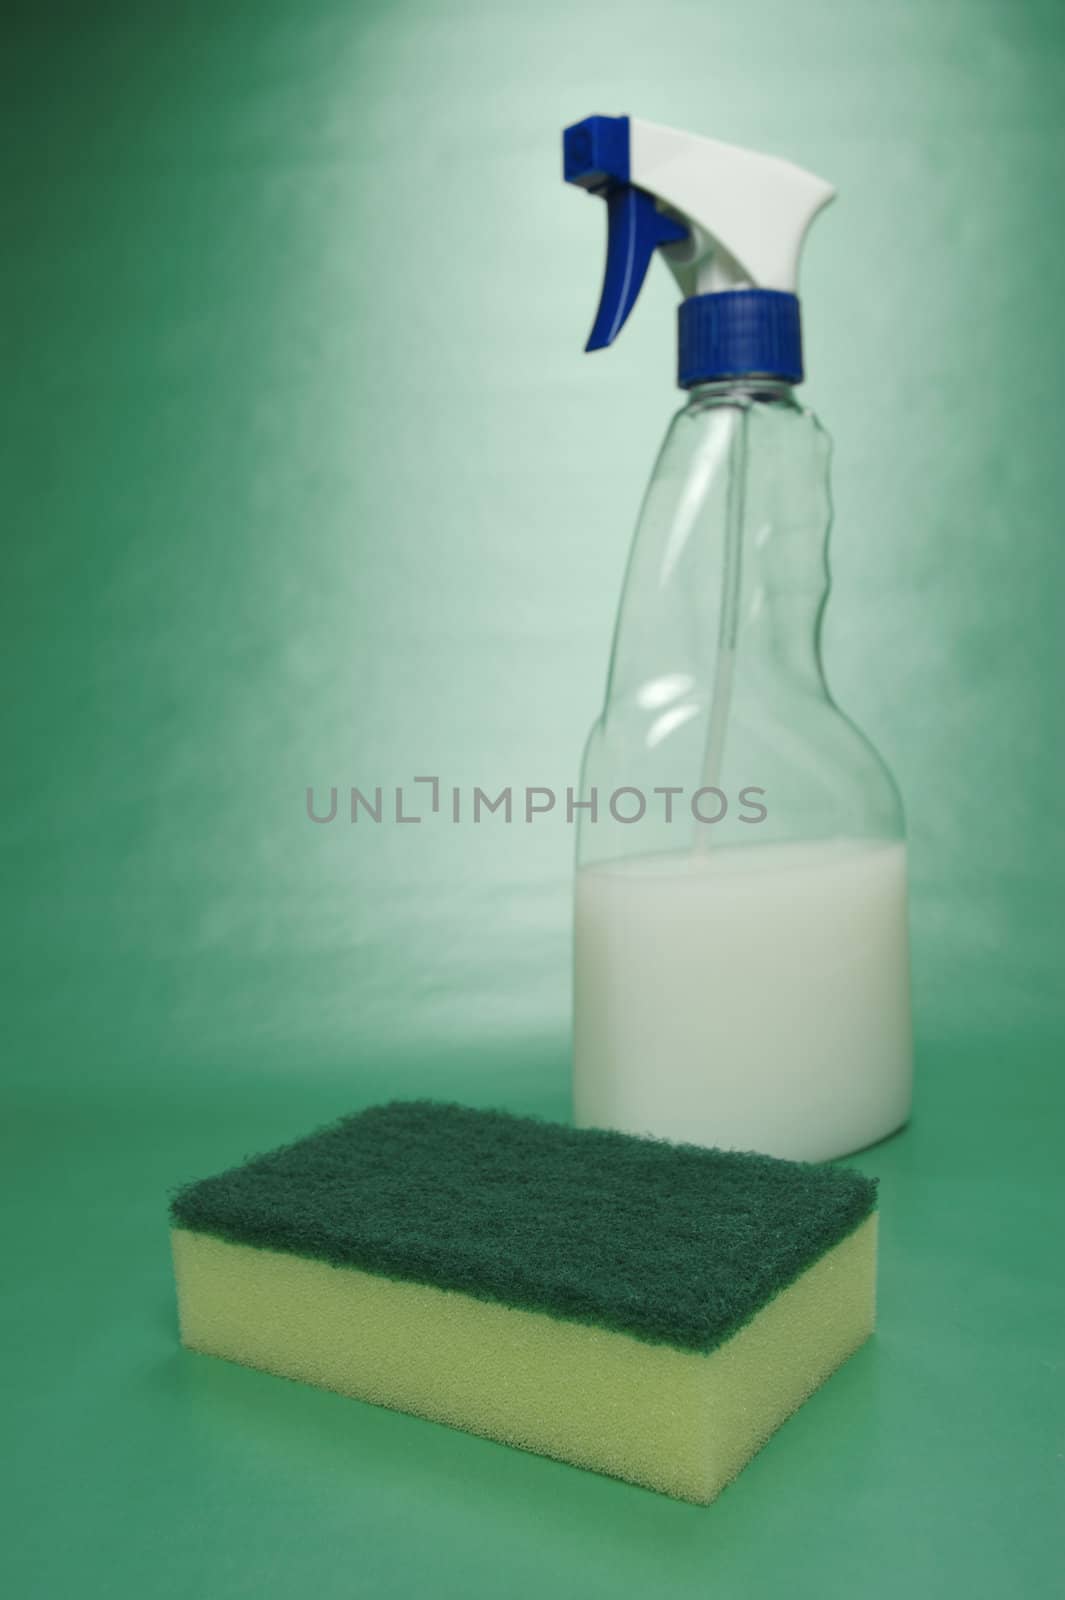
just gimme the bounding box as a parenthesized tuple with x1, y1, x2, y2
(573, 837, 912, 1162)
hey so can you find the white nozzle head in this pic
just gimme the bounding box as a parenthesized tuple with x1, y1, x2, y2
(628, 117, 835, 296)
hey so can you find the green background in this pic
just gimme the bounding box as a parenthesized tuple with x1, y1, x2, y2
(4, 0, 1063, 1594)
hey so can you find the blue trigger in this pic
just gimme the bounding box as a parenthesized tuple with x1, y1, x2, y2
(586, 187, 688, 351)
(563, 115, 689, 351)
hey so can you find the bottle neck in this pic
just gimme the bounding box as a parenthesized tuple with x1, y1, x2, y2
(686, 377, 798, 407)
(657, 386, 829, 700)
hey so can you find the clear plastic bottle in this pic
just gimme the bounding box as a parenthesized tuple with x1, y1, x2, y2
(573, 381, 912, 1161)
(564, 115, 913, 1161)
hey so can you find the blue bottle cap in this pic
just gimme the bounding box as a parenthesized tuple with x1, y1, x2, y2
(678, 290, 804, 387)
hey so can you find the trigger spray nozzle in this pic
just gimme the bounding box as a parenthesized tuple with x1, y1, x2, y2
(563, 113, 835, 387)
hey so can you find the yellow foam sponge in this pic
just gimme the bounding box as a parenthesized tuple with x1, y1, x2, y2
(170, 1101, 877, 1504)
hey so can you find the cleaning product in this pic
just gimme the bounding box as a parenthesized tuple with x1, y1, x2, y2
(171, 1100, 877, 1504)
(564, 115, 912, 1162)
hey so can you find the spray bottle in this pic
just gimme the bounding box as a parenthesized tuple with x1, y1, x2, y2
(564, 115, 912, 1162)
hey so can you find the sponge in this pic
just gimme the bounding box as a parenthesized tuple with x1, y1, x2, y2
(171, 1101, 877, 1504)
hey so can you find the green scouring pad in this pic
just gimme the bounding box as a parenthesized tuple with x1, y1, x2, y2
(170, 1100, 877, 1504)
